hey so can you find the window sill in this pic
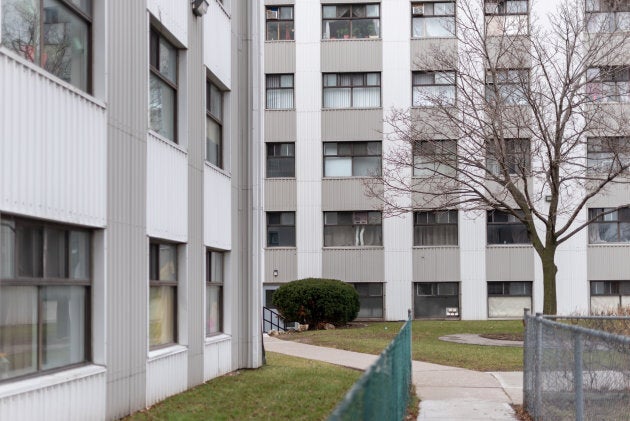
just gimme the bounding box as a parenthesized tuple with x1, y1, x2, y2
(411, 36, 456, 41)
(204, 160, 231, 178)
(322, 107, 382, 111)
(265, 40, 295, 44)
(266, 108, 296, 112)
(216, 0, 231, 18)
(321, 37, 381, 42)
(205, 333, 231, 345)
(588, 243, 630, 247)
(265, 177, 296, 180)
(147, 130, 188, 155)
(323, 176, 379, 180)
(265, 246, 297, 250)
(413, 245, 459, 249)
(322, 246, 384, 250)
(486, 244, 533, 248)
(148, 344, 188, 361)
(0, 364, 106, 399)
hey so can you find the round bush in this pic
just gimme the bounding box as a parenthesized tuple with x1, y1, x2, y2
(272, 278, 360, 329)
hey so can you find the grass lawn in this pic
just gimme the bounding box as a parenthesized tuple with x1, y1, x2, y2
(279, 320, 524, 371)
(124, 352, 361, 421)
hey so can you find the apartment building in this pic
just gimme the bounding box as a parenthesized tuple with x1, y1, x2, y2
(0, 0, 263, 419)
(261, 0, 630, 321)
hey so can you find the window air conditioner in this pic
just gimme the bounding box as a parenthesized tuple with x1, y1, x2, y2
(353, 212, 368, 225)
(266, 9, 279, 20)
(412, 4, 425, 16)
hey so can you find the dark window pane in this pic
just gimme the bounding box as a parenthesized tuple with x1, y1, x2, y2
(0, 286, 38, 379)
(45, 228, 67, 278)
(17, 224, 43, 277)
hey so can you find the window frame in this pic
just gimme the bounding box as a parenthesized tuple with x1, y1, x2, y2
(413, 139, 458, 177)
(206, 250, 224, 337)
(206, 80, 223, 168)
(149, 27, 179, 143)
(487, 281, 532, 296)
(322, 3, 381, 40)
(485, 69, 529, 105)
(413, 210, 459, 246)
(484, 0, 529, 15)
(586, 0, 630, 33)
(588, 207, 630, 243)
(412, 71, 457, 107)
(266, 212, 296, 248)
(323, 141, 382, 177)
(266, 143, 296, 178)
(587, 136, 630, 173)
(486, 138, 531, 176)
(484, 1, 529, 36)
(323, 211, 383, 247)
(353, 282, 384, 319)
(265, 5, 294, 41)
(586, 66, 630, 103)
(487, 209, 531, 245)
(322, 72, 382, 109)
(411, 1, 456, 39)
(266, 74, 295, 110)
(149, 240, 178, 350)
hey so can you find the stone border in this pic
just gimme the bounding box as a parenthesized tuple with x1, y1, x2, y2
(439, 333, 523, 347)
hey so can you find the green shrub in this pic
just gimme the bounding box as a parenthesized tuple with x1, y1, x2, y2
(272, 278, 360, 329)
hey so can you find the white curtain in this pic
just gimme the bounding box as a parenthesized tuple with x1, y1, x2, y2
(352, 87, 380, 107)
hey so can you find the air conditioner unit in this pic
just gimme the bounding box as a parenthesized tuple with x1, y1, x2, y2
(266, 9, 278, 20)
(353, 212, 369, 225)
(412, 4, 425, 16)
(446, 307, 459, 317)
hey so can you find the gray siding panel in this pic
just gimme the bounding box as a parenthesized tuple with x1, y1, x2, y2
(322, 248, 385, 282)
(265, 110, 297, 142)
(486, 246, 535, 281)
(412, 247, 460, 281)
(265, 179, 297, 210)
(321, 178, 382, 211)
(321, 109, 383, 141)
(321, 40, 382, 72)
(265, 249, 298, 282)
(588, 245, 630, 280)
(410, 38, 457, 70)
(265, 42, 296, 73)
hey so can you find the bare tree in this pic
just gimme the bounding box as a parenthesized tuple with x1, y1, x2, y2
(368, 0, 630, 314)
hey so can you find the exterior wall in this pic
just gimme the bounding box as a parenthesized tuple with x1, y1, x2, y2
(321, 109, 383, 141)
(265, 111, 297, 142)
(321, 179, 382, 210)
(412, 247, 460, 282)
(265, 179, 297, 211)
(321, 40, 382, 72)
(322, 248, 385, 282)
(265, 248, 298, 282)
(146, 347, 189, 407)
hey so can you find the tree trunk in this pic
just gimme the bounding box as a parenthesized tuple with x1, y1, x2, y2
(541, 248, 558, 315)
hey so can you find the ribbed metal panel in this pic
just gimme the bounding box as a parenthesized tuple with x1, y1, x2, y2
(265, 110, 297, 142)
(588, 245, 630, 280)
(147, 0, 188, 46)
(322, 248, 384, 282)
(265, 42, 296, 73)
(458, 211, 488, 320)
(486, 246, 535, 281)
(266, 0, 295, 5)
(587, 184, 630, 207)
(203, 2, 232, 87)
(204, 165, 232, 250)
(203, 338, 233, 381)
(321, 40, 382, 72)
(321, 109, 383, 141)
(265, 248, 298, 282)
(265, 179, 297, 210)
(487, 36, 531, 68)
(146, 349, 189, 407)
(147, 133, 189, 242)
(410, 39, 458, 70)
(0, 367, 106, 421)
(555, 227, 589, 314)
(321, 179, 382, 211)
(412, 247, 460, 281)
(0, 51, 107, 227)
(410, 108, 459, 138)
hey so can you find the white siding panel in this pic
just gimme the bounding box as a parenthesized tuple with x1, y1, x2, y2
(146, 348, 188, 407)
(0, 366, 106, 421)
(148, 0, 188, 46)
(147, 133, 188, 242)
(203, 337, 232, 381)
(204, 165, 232, 250)
(204, 3, 231, 87)
(0, 51, 106, 227)
(459, 211, 488, 320)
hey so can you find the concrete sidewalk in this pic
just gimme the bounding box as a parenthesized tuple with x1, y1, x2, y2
(264, 335, 523, 420)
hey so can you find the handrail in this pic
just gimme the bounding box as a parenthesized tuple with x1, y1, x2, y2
(263, 306, 286, 332)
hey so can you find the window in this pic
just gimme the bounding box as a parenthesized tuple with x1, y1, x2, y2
(206, 250, 224, 336)
(586, 67, 630, 103)
(324, 211, 382, 247)
(413, 139, 457, 177)
(323, 142, 382, 177)
(266, 6, 294, 40)
(149, 241, 177, 348)
(0, 215, 90, 381)
(487, 281, 532, 318)
(485, 0, 528, 35)
(267, 143, 295, 178)
(412, 71, 456, 106)
(486, 138, 531, 176)
(414, 282, 459, 318)
(411, 2, 455, 38)
(1, 0, 92, 92)
(353, 283, 383, 318)
(266, 74, 294, 109)
(323, 72, 381, 108)
(485, 69, 529, 105)
(414, 210, 458, 246)
(590, 280, 630, 313)
(149, 29, 178, 142)
(206, 81, 223, 167)
(588, 207, 630, 243)
(322, 4, 380, 39)
(267, 212, 296, 247)
(487, 210, 530, 244)
(488, 281, 532, 296)
(587, 137, 630, 172)
(586, 0, 630, 33)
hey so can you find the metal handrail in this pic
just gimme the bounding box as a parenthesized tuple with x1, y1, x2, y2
(263, 306, 286, 332)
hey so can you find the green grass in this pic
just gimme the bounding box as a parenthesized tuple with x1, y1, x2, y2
(124, 352, 361, 421)
(280, 320, 524, 371)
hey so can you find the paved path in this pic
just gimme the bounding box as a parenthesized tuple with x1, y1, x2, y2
(263, 335, 523, 420)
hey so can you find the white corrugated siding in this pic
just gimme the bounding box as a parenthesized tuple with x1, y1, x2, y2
(204, 164, 232, 250)
(203, 337, 232, 381)
(147, 0, 188, 46)
(459, 211, 488, 319)
(146, 348, 188, 407)
(0, 51, 107, 227)
(204, 2, 231, 87)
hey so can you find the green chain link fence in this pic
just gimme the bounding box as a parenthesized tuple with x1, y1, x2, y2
(328, 312, 413, 421)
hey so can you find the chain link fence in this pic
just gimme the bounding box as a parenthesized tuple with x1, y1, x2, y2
(328, 313, 412, 421)
(524, 310, 630, 420)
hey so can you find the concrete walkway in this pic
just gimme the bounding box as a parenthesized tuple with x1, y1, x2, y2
(263, 335, 523, 420)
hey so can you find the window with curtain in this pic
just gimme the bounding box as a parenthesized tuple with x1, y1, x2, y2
(266, 74, 294, 109)
(206, 80, 223, 168)
(413, 139, 457, 177)
(414, 210, 458, 246)
(149, 28, 178, 142)
(267, 143, 295, 178)
(485, 69, 529, 105)
(587, 137, 630, 173)
(322, 4, 380, 39)
(324, 142, 381, 177)
(353, 283, 383, 318)
(324, 211, 382, 247)
(0, 215, 90, 381)
(323, 72, 381, 108)
(586, 0, 630, 33)
(484, 0, 529, 35)
(206, 250, 224, 336)
(412, 2, 455, 38)
(149, 241, 178, 348)
(267, 212, 296, 247)
(487, 210, 530, 244)
(412, 71, 456, 106)
(588, 207, 630, 243)
(266, 6, 294, 40)
(486, 138, 530, 176)
(586, 67, 630, 103)
(1, 0, 92, 92)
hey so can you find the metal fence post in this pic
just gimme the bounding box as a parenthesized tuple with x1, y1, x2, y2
(535, 312, 543, 420)
(573, 332, 584, 421)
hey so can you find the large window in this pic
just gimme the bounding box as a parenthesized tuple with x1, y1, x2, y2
(323, 142, 381, 177)
(413, 139, 457, 177)
(485, 69, 529, 105)
(353, 283, 383, 318)
(587, 137, 630, 172)
(0, 215, 90, 381)
(149, 241, 178, 348)
(411, 2, 455, 38)
(149, 28, 178, 142)
(206, 80, 223, 168)
(590, 281, 630, 313)
(586, 0, 630, 33)
(1, 0, 92, 92)
(488, 281, 532, 318)
(414, 210, 458, 246)
(487, 210, 530, 244)
(267, 143, 295, 178)
(486, 138, 531, 176)
(266, 5, 294, 40)
(266, 74, 294, 109)
(323, 72, 381, 108)
(322, 4, 380, 39)
(484, 0, 529, 35)
(206, 250, 224, 336)
(586, 67, 630, 103)
(588, 207, 630, 243)
(412, 71, 456, 106)
(267, 212, 296, 247)
(324, 211, 382, 247)
(414, 282, 459, 318)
